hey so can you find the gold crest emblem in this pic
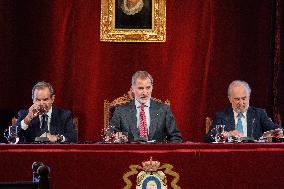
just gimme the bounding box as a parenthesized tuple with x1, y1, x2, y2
(123, 157, 181, 189)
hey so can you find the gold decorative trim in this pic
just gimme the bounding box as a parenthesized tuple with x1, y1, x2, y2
(205, 117, 213, 134)
(160, 164, 181, 189)
(100, 0, 166, 42)
(123, 165, 142, 189)
(104, 90, 133, 129)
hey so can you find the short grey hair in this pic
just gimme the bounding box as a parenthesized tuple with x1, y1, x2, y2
(228, 80, 251, 97)
(32, 81, 55, 100)
(131, 71, 153, 85)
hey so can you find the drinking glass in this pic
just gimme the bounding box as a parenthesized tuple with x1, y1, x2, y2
(101, 125, 116, 143)
(4, 125, 19, 144)
(214, 125, 225, 143)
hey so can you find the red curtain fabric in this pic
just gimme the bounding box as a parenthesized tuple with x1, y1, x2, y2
(272, 0, 283, 125)
(0, 0, 283, 142)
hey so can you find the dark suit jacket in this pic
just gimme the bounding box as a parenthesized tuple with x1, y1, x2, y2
(204, 107, 280, 142)
(16, 107, 76, 143)
(110, 99, 182, 143)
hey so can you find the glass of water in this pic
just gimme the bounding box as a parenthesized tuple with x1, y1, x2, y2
(4, 125, 19, 144)
(214, 125, 225, 143)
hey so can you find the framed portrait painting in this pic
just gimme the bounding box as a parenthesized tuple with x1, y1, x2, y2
(100, 0, 166, 42)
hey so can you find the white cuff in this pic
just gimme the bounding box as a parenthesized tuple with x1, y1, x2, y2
(61, 135, 66, 142)
(20, 119, 29, 130)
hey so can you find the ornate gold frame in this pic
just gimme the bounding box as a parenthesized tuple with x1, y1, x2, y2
(100, 0, 166, 42)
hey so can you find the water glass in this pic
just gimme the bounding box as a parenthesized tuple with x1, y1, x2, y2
(214, 125, 225, 143)
(4, 125, 19, 144)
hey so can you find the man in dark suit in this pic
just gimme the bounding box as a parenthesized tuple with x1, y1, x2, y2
(205, 80, 283, 142)
(16, 81, 76, 143)
(110, 71, 182, 143)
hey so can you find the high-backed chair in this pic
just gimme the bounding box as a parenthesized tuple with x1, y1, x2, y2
(73, 117, 79, 143)
(0, 162, 50, 189)
(104, 90, 134, 129)
(205, 117, 213, 134)
(103, 90, 170, 129)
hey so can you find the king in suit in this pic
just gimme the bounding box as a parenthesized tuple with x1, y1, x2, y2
(16, 81, 76, 143)
(204, 80, 283, 142)
(110, 71, 182, 143)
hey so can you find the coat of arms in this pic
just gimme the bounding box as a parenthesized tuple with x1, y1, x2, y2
(123, 157, 181, 189)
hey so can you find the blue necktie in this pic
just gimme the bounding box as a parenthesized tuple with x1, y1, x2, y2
(236, 112, 243, 133)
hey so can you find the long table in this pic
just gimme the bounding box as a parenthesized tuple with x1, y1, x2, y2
(1, 143, 284, 188)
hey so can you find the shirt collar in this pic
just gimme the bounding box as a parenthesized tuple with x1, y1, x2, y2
(40, 107, 52, 118)
(233, 110, 247, 119)
(135, 98, 151, 108)
(46, 107, 52, 117)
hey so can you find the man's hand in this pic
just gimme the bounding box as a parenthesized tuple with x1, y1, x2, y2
(272, 129, 283, 138)
(105, 132, 128, 143)
(273, 128, 284, 138)
(23, 103, 38, 125)
(263, 128, 283, 138)
(24, 102, 47, 125)
(115, 132, 128, 143)
(29, 102, 47, 117)
(40, 133, 59, 142)
(223, 130, 244, 138)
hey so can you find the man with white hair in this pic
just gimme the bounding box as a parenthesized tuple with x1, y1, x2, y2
(205, 80, 283, 142)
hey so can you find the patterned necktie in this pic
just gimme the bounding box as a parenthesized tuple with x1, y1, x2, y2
(41, 114, 48, 134)
(236, 112, 243, 133)
(139, 103, 147, 138)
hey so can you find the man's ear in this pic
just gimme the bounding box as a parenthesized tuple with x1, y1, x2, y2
(127, 87, 133, 98)
(228, 95, 232, 103)
(51, 95, 55, 103)
(130, 85, 135, 92)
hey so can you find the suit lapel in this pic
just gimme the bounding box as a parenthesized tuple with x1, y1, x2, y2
(127, 101, 139, 139)
(31, 116, 41, 137)
(50, 107, 58, 134)
(32, 116, 40, 127)
(246, 107, 254, 137)
(226, 108, 235, 131)
(149, 100, 159, 140)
